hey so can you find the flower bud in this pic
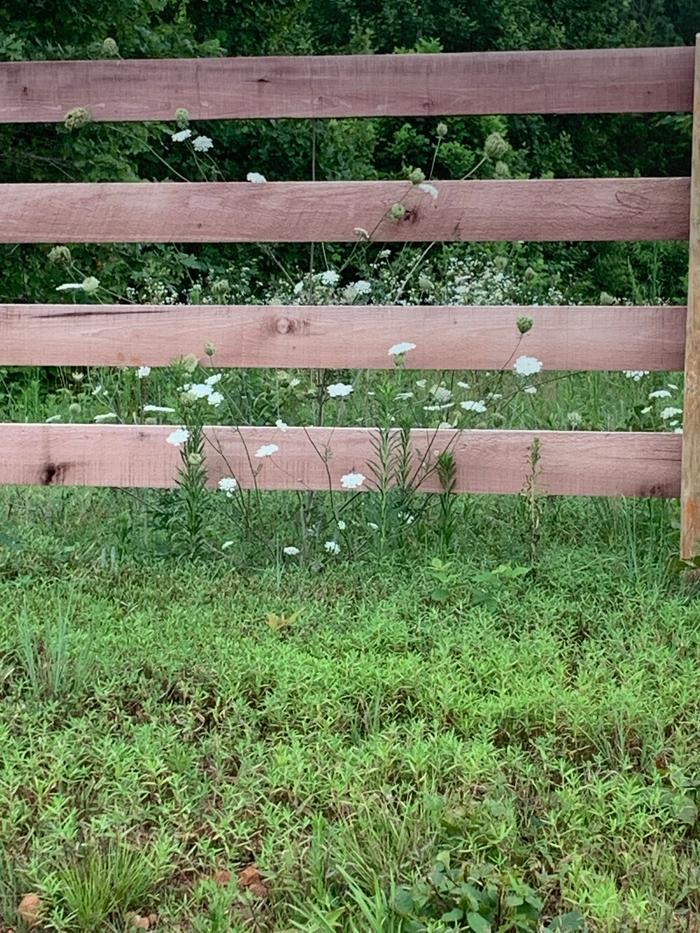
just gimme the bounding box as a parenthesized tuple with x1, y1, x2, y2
(436, 122, 448, 138)
(187, 452, 202, 466)
(175, 108, 190, 129)
(63, 107, 92, 130)
(517, 316, 533, 334)
(408, 167, 425, 185)
(48, 245, 71, 265)
(81, 276, 100, 293)
(484, 132, 509, 160)
(102, 37, 119, 57)
(181, 353, 199, 374)
(204, 342, 216, 358)
(68, 402, 81, 415)
(388, 202, 406, 221)
(494, 160, 510, 179)
(599, 291, 616, 305)
(523, 266, 536, 281)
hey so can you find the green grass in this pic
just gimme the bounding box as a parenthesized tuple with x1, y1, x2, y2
(1, 489, 700, 931)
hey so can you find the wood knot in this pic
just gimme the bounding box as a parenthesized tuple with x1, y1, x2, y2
(41, 462, 61, 485)
(275, 316, 295, 335)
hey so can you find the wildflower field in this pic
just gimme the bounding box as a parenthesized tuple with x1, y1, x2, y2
(2, 2, 700, 932)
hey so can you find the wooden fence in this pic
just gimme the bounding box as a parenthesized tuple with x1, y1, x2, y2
(0, 44, 698, 555)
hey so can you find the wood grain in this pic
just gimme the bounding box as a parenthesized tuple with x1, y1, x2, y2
(0, 303, 686, 372)
(681, 37, 700, 558)
(0, 179, 689, 243)
(0, 424, 680, 498)
(0, 47, 692, 123)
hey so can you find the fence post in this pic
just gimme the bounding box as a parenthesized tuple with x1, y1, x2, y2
(681, 35, 700, 559)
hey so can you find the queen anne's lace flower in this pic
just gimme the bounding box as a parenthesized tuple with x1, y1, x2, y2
(320, 270, 340, 286)
(143, 405, 175, 413)
(341, 472, 365, 490)
(513, 355, 543, 377)
(255, 444, 278, 458)
(193, 135, 213, 152)
(218, 476, 238, 495)
(461, 400, 487, 413)
(660, 407, 683, 420)
(136, 366, 151, 379)
(246, 172, 266, 183)
(283, 546, 300, 556)
(172, 129, 192, 142)
(649, 389, 672, 399)
(324, 540, 340, 555)
(167, 427, 190, 446)
(388, 342, 416, 357)
(94, 412, 117, 422)
(327, 383, 353, 398)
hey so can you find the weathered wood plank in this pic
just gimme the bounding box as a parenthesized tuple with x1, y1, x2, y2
(0, 424, 680, 498)
(0, 47, 692, 123)
(681, 37, 700, 558)
(0, 303, 686, 371)
(0, 179, 689, 243)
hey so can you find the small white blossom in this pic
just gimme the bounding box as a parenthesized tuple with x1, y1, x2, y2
(246, 171, 266, 183)
(207, 391, 224, 407)
(461, 400, 487, 413)
(185, 383, 213, 400)
(205, 373, 222, 386)
(218, 476, 238, 495)
(423, 403, 454, 412)
(388, 342, 417, 357)
(255, 443, 279, 458)
(283, 546, 300, 556)
(320, 270, 340, 286)
(641, 406, 652, 414)
(167, 427, 190, 446)
(337, 520, 346, 531)
(660, 407, 683, 420)
(143, 405, 175, 413)
(624, 370, 649, 381)
(457, 381, 470, 389)
(56, 282, 84, 291)
(513, 355, 543, 377)
(92, 384, 105, 396)
(327, 383, 353, 398)
(418, 182, 438, 200)
(136, 366, 151, 379)
(395, 392, 414, 400)
(293, 281, 305, 295)
(222, 540, 235, 550)
(193, 135, 213, 152)
(649, 389, 672, 399)
(523, 385, 537, 395)
(93, 412, 117, 422)
(431, 386, 452, 403)
(341, 472, 366, 489)
(172, 129, 192, 142)
(415, 379, 427, 388)
(275, 419, 289, 431)
(324, 540, 340, 555)
(354, 280, 371, 294)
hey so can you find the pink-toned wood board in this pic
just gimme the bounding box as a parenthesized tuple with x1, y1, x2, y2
(0, 179, 689, 243)
(0, 47, 692, 123)
(0, 424, 680, 498)
(0, 303, 686, 372)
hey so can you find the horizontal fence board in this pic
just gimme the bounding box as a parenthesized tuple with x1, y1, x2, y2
(0, 424, 680, 498)
(0, 179, 689, 243)
(0, 48, 693, 123)
(0, 303, 686, 371)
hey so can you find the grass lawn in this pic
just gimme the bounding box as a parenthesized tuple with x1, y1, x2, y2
(2, 489, 700, 931)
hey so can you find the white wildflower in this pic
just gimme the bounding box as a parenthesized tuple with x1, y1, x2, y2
(56, 282, 84, 291)
(222, 540, 235, 550)
(337, 520, 346, 531)
(513, 355, 543, 377)
(293, 281, 305, 295)
(624, 370, 649, 381)
(431, 385, 452, 403)
(193, 135, 213, 152)
(93, 412, 117, 422)
(341, 472, 365, 490)
(415, 379, 427, 388)
(255, 443, 278, 458)
(92, 384, 105, 396)
(388, 342, 416, 357)
(207, 391, 224, 407)
(166, 427, 190, 446)
(283, 546, 300, 556)
(172, 129, 192, 142)
(418, 182, 438, 200)
(205, 373, 222, 386)
(246, 171, 266, 183)
(461, 400, 487, 413)
(218, 476, 238, 495)
(641, 406, 652, 414)
(457, 381, 470, 389)
(327, 383, 353, 398)
(523, 385, 537, 395)
(143, 405, 175, 413)
(423, 403, 454, 412)
(395, 392, 414, 400)
(320, 270, 340, 286)
(275, 419, 289, 431)
(649, 389, 672, 399)
(350, 280, 371, 295)
(324, 540, 340, 555)
(136, 366, 151, 379)
(660, 407, 683, 420)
